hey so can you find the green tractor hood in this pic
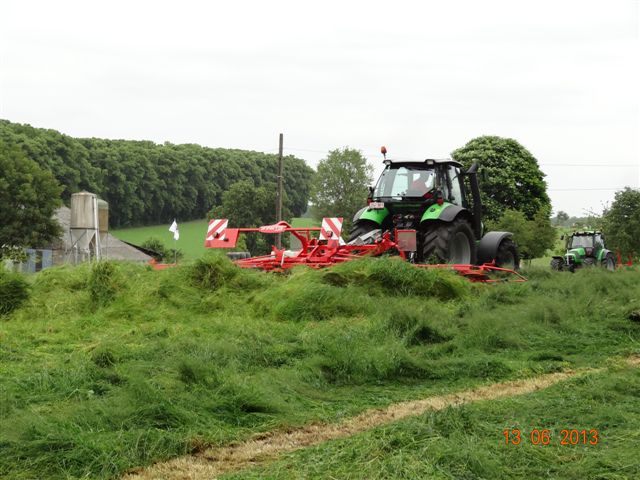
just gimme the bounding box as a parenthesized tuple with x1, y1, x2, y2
(567, 247, 585, 257)
(354, 201, 456, 226)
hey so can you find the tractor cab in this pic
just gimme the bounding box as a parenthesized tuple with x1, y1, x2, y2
(364, 159, 472, 232)
(349, 149, 517, 268)
(372, 160, 466, 205)
(567, 231, 604, 251)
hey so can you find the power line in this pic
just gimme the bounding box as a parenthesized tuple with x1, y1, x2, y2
(541, 164, 638, 167)
(286, 147, 326, 154)
(285, 147, 638, 167)
(548, 187, 632, 191)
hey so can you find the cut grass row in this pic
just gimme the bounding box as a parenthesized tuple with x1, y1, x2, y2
(226, 361, 640, 479)
(0, 257, 638, 479)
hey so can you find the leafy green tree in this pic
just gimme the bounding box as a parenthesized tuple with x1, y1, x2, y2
(310, 147, 373, 231)
(554, 210, 570, 226)
(0, 120, 101, 202)
(0, 140, 62, 250)
(452, 136, 550, 222)
(489, 209, 556, 260)
(0, 120, 314, 228)
(601, 187, 640, 257)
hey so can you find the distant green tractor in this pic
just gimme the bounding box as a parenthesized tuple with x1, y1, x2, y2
(550, 231, 616, 272)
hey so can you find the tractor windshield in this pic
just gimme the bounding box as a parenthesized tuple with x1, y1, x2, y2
(374, 166, 436, 198)
(570, 235, 594, 249)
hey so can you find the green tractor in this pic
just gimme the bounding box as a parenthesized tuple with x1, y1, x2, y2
(348, 156, 519, 269)
(550, 231, 616, 272)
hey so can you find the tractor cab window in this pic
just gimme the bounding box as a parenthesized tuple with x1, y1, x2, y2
(374, 166, 435, 198)
(570, 235, 594, 248)
(447, 165, 463, 206)
(594, 234, 604, 247)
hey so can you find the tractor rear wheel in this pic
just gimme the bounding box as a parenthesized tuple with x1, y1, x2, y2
(603, 253, 616, 271)
(550, 258, 563, 271)
(495, 238, 519, 270)
(348, 220, 379, 243)
(583, 257, 597, 267)
(421, 218, 476, 264)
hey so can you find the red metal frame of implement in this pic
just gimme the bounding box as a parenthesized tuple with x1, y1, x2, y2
(204, 219, 526, 282)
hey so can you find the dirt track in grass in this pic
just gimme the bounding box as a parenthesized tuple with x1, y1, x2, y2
(125, 356, 639, 480)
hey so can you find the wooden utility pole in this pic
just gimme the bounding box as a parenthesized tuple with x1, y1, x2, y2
(276, 133, 284, 249)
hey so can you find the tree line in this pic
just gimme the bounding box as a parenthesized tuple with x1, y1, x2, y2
(0, 120, 314, 228)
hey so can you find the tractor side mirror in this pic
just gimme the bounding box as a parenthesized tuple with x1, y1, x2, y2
(368, 186, 374, 196)
(560, 235, 564, 240)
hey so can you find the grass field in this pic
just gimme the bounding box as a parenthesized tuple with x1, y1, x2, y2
(1, 256, 639, 479)
(112, 219, 209, 260)
(112, 218, 319, 260)
(227, 363, 640, 479)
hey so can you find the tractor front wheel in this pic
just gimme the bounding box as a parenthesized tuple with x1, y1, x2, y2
(421, 218, 476, 264)
(550, 258, 563, 271)
(347, 220, 379, 244)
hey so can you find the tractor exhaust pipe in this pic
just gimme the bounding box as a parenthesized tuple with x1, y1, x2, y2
(465, 161, 483, 238)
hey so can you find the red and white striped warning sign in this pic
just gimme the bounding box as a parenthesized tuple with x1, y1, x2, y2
(319, 217, 345, 244)
(206, 219, 228, 241)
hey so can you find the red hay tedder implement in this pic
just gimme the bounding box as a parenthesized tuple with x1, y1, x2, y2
(204, 217, 526, 283)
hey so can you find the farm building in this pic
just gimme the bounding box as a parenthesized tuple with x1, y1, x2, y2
(18, 205, 151, 273)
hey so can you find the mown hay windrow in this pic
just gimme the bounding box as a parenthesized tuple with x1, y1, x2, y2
(0, 270, 30, 315)
(88, 261, 123, 308)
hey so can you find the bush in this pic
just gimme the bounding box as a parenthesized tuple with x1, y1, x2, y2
(164, 248, 184, 263)
(0, 270, 29, 315)
(140, 237, 166, 261)
(140, 238, 184, 263)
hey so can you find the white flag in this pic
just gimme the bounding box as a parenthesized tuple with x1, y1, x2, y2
(169, 220, 179, 241)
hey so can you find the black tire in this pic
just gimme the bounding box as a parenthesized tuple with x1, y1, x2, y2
(550, 258, 563, 271)
(495, 239, 520, 270)
(583, 257, 597, 267)
(227, 251, 250, 260)
(602, 253, 616, 271)
(421, 218, 477, 264)
(347, 220, 379, 243)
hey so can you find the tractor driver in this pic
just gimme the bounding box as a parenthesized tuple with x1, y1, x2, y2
(409, 170, 434, 196)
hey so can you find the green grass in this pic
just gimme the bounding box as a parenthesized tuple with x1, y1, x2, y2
(112, 218, 209, 260)
(0, 258, 639, 479)
(290, 217, 319, 228)
(226, 362, 640, 479)
(112, 218, 319, 260)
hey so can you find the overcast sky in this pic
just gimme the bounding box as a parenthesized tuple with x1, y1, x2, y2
(1, 0, 638, 216)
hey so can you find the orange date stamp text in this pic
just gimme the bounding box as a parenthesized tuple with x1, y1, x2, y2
(503, 429, 599, 446)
